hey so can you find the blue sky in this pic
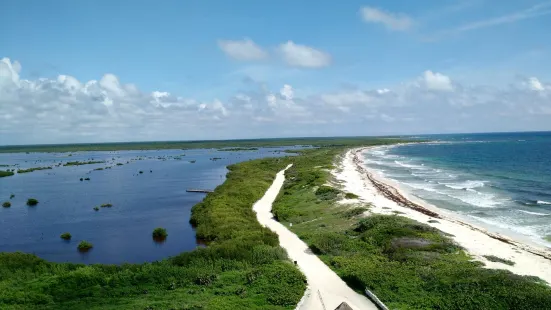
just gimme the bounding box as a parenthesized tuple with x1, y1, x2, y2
(1, 0, 550, 144)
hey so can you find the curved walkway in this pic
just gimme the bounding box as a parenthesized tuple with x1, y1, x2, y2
(253, 164, 378, 310)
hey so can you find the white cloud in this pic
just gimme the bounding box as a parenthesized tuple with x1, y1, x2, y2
(422, 70, 454, 91)
(280, 84, 294, 101)
(1, 57, 550, 144)
(360, 6, 413, 31)
(527, 77, 545, 91)
(218, 38, 268, 61)
(278, 41, 331, 68)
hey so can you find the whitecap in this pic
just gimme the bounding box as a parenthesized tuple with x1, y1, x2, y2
(517, 210, 551, 216)
(537, 200, 551, 205)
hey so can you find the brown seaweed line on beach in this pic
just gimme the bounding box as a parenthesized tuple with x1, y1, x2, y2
(352, 149, 551, 261)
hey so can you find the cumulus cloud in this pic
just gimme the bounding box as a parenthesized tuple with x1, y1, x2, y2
(360, 6, 413, 31)
(1, 57, 550, 144)
(218, 38, 268, 61)
(277, 41, 331, 68)
(422, 70, 454, 91)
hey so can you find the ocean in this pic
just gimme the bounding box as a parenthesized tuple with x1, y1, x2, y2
(362, 131, 551, 247)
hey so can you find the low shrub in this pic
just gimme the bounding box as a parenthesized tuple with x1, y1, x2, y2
(77, 240, 93, 251)
(152, 227, 168, 238)
(2, 201, 11, 208)
(60, 233, 72, 240)
(315, 185, 340, 200)
(26, 198, 39, 206)
(345, 192, 359, 199)
(484, 255, 515, 266)
(100, 203, 112, 208)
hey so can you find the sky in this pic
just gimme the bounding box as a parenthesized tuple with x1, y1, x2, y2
(1, 0, 551, 144)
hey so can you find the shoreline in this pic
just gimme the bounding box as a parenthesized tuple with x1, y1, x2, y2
(335, 147, 551, 283)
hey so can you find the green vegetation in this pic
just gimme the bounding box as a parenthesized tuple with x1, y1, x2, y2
(93, 206, 99, 211)
(0, 137, 405, 153)
(343, 206, 369, 218)
(152, 227, 168, 239)
(100, 203, 113, 208)
(63, 161, 104, 166)
(0, 170, 14, 177)
(10, 194, 15, 199)
(0, 149, 313, 309)
(84, 177, 90, 181)
(271, 147, 551, 310)
(17, 166, 52, 173)
(483, 255, 516, 266)
(116, 163, 123, 166)
(60, 233, 72, 240)
(428, 219, 440, 224)
(26, 198, 39, 206)
(2, 201, 11, 208)
(77, 240, 93, 251)
(344, 192, 359, 199)
(219, 147, 259, 151)
(79, 178, 83, 181)
(93, 167, 104, 171)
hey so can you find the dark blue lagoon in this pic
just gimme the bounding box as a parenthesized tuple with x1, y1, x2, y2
(363, 132, 551, 247)
(0, 147, 297, 264)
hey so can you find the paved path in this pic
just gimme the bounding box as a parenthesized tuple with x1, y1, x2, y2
(253, 164, 378, 310)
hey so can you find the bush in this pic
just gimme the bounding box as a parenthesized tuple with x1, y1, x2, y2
(77, 241, 93, 251)
(60, 233, 72, 240)
(345, 192, 359, 199)
(343, 206, 368, 218)
(2, 201, 11, 208)
(26, 198, 39, 206)
(315, 186, 340, 200)
(93, 207, 99, 211)
(152, 227, 168, 238)
(100, 203, 113, 208)
(10, 194, 15, 199)
(484, 255, 515, 266)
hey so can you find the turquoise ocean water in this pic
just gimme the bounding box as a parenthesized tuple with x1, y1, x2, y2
(363, 132, 551, 246)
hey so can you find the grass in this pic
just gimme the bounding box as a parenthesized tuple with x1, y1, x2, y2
(0, 170, 14, 177)
(271, 147, 551, 310)
(17, 166, 53, 173)
(483, 255, 516, 266)
(63, 161, 104, 166)
(26, 198, 39, 206)
(2, 201, 10, 208)
(77, 240, 93, 251)
(152, 227, 168, 239)
(60, 233, 72, 240)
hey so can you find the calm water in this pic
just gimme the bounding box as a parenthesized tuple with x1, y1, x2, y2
(363, 132, 551, 246)
(0, 147, 297, 264)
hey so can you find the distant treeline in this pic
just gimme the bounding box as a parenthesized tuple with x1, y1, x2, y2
(0, 137, 412, 153)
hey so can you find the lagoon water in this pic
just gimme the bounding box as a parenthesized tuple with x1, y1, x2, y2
(0, 147, 295, 264)
(363, 132, 551, 247)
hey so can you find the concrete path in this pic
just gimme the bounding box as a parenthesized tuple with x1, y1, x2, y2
(253, 164, 378, 310)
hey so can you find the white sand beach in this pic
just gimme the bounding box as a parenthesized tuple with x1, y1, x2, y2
(334, 148, 551, 284)
(253, 164, 378, 310)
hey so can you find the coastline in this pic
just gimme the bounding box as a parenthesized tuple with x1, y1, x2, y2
(335, 147, 551, 284)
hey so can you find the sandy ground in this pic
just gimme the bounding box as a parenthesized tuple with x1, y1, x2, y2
(335, 148, 551, 284)
(253, 164, 378, 310)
